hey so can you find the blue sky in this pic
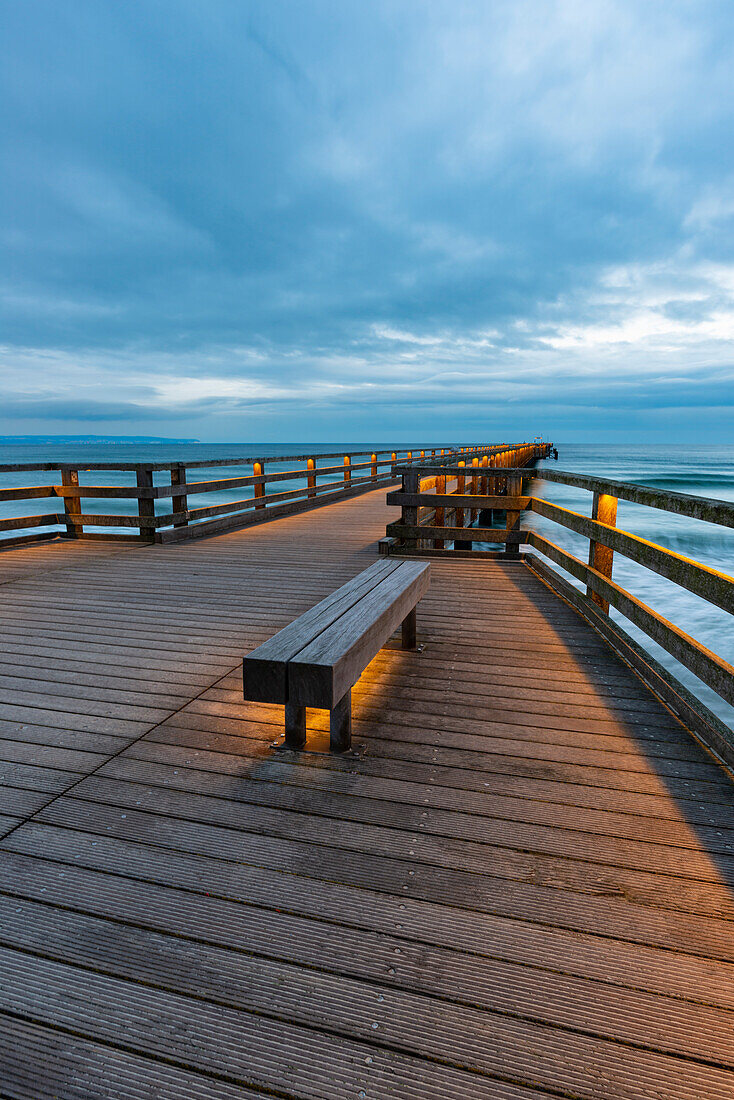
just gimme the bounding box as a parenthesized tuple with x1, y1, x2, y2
(2, 0, 734, 442)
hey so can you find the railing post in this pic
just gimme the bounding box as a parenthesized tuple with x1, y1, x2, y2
(587, 491, 618, 613)
(455, 460, 466, 535)
(253, 461, 265, 509)
(136, 467, 156, 542)
(402, 467, 419, 551)
(171, 464, 188, 529)
(343, 455, 351, 486)
(371, 453, 377, 481)
(504, 472, 523, 559)
(435, 472, 446, 550)
(61, 468, 82, 538)
(307, 457, 316, 498)
(471, 456, 479, 523)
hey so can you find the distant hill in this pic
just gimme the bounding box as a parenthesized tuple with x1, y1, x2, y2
(0, 435, 201, 444)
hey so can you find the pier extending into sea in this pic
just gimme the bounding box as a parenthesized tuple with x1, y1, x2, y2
(0, 441, 733, 1099)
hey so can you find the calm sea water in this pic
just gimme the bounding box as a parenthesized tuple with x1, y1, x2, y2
(0, 440, 732, 727)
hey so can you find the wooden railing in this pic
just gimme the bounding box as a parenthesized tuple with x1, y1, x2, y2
(0, 443, 519, 548)
(384, 458, 734, 760)
(384, 443, 554, 557)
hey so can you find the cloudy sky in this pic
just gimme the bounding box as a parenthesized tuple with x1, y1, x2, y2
(2, 0, 734, 442)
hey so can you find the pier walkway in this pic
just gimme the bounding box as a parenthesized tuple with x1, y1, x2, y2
(0, 487, 733, 1098)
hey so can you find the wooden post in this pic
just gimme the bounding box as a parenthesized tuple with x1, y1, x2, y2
(61, 468, 82, 538)
(330, 690, 352, 752)
(453, 460, 472, 549)
(504, 473, 522, 559)
(253, 461, 265, 509)
(402, 608, 417, 649)
(343, 455, 351, 485)
(307, 457, 316, 498)
(284, 704, 307, 750)
(587, 492, 618, 613)
(435, 473, 446, 549)
(471, 456, 479, 523)
(456, 460, 465, 529)
(136, 467, 156, 541)
(371, 453, 377, 481)
(402, 468, 419, 550)
(171, 464, 187, 528)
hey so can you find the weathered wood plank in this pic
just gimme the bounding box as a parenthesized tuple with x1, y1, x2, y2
(242, 559, 403, 702)
(288, 562, 429, 707)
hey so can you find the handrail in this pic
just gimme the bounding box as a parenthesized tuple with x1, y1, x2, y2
(0, 443, 513, 474)
(526, 530, 734, 707)
(0, 442, 530, 547)
(531, 497, 732, 613)
(384, 457, 734, 722)
(393, 464, 734, 527)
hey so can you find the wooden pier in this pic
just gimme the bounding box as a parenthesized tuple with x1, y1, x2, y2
(0, 454, 733, 1098)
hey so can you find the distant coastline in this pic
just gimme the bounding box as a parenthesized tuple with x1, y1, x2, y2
(0, 435, 200, 445)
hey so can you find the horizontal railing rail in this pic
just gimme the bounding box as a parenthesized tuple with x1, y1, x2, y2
(383, 460, 734, 725)
(0, 442, 528, 547)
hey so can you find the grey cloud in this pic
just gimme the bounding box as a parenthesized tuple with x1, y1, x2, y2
(2, 1, 734, 438)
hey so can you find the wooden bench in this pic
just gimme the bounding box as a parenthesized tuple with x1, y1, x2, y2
(243, 559, 430, 752)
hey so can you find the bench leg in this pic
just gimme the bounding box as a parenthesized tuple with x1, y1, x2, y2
(329, 690, 351, 752)
(284, 703, 307, 750)
(401, 607, 417, 650)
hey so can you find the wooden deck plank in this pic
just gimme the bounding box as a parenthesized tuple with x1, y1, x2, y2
(98, 753, 734, 851)
(0, 486, 732, 1096)
(4, 848, 734, 1011)
(7, 820, 734, 962)
(66, 767, 734, 882)
(0, 924, 732, 1099)
(0, 1015, 277, 1100)
(37, 781, 734, 923)
(0, 948, 578, 1100)
(123, 725, 734, 800)
(1, 892, 733, 1067)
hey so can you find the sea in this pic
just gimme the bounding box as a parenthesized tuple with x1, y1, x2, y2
(0, 439, 732, 728)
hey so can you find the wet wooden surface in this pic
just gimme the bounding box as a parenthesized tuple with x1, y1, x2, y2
(0, 489, 733, 1098)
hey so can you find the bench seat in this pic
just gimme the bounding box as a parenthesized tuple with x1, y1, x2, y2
(243, 559, 430, 751)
